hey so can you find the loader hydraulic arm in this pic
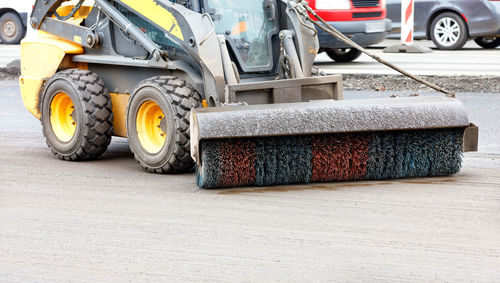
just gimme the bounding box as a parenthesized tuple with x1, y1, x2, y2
(31, 0, 100, 48)
(30, 0, 165, 64)
(30, 0, 65, 29)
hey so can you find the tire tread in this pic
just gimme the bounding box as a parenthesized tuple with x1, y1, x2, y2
(131, 76, 201, 173)
(42, 69, 113, 161)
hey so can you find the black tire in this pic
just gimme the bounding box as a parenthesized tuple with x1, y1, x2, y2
(325, 48, 362, 62)
(127, 76, 201, 174)
(430, 12, 468, 50)
(474, 37, 500, 49)
(0, 12, 25, 44)
(41, 69, 114, 161)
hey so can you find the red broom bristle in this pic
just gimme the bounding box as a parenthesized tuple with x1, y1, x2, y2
(219, 139, 256, 187)
(311, 134, 370, 182)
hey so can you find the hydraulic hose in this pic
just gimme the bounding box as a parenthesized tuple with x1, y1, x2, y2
(54, 0, 85, 21)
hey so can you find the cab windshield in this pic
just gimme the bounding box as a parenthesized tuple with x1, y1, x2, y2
(206, 0, 276, 71)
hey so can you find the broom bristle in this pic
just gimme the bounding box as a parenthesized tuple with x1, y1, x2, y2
(196, 128, 464, 189)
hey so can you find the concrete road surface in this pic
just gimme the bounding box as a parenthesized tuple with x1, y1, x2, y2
(317, 39, 500, 76)
(1, 80, 499, 282)
(0, 45, 20, 67)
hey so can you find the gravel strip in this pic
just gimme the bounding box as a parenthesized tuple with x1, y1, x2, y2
(0, 67, 20, 80)
(341, 74, 500, 94)
(2, 65, 498, 94)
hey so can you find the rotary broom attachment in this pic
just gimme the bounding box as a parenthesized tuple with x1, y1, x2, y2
(191, 97, 476, 189)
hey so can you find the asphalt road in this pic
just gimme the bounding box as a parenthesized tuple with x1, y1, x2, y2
(319, 39, 500, 76)
(0, 45, 20, 67)
(2, 39, 500, 75)
(1, 80, 499, 282)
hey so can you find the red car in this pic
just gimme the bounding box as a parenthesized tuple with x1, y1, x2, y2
(310, 0, 391, 62)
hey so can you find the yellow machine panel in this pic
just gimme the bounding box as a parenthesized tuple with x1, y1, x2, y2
(110, 93, 130, 137)
(19, 33, 84, 119)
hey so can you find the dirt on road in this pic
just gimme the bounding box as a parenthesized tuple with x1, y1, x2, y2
(0, 67, 20, 80)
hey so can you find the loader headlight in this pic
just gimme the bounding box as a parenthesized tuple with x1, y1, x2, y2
(315, 0, 352, 10)
(380, 0, 386, 8)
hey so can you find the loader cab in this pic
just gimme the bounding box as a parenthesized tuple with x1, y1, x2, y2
(201, 0, 280, 75)
(113, 0, 281, 76)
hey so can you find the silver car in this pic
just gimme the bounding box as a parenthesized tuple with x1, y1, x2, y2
(387, 0, 500, 49)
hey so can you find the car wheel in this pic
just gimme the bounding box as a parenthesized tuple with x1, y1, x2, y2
(0, 12, 25, 44)
(430, 12, 468, 50)
(474, 37, 500, 49)
(325, 48, 362, 62)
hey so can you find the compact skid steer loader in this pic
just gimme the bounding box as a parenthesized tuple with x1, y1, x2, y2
(21, 0, 478, 188)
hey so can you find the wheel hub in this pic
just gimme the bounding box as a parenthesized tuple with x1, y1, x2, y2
(2, 20, 16, 37)
(136, 100, 167, 154)
(50, 92, 76, 142)
(434, 18, 460, 46)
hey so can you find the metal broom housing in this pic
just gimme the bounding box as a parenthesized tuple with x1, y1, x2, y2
(191, 97, 474, 188)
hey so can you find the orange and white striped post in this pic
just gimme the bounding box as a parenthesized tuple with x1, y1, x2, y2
(384, 0, 430, 53)
(401, 0, 414, 46)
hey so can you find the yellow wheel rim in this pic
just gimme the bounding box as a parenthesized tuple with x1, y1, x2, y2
(50, 92, 76, 143)
(136, 100, 167, 154)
